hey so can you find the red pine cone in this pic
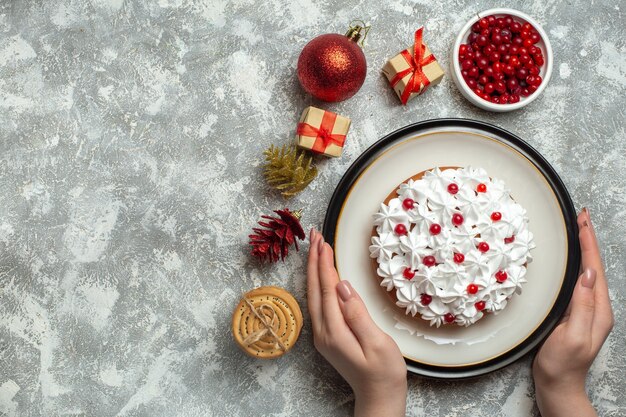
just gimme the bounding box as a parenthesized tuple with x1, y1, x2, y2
(249, 209, 305, 263)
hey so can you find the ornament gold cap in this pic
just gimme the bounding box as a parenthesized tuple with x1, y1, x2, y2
(345, 20, 370, 47)
(292, 209, 303, 220)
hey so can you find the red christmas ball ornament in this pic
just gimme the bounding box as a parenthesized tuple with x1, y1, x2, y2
(297, 21, 369, 102)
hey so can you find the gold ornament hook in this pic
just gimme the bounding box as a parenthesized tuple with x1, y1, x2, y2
(345, 19, 371, 47)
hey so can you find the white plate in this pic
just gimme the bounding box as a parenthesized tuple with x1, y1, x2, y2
(323, 119, 579, 378)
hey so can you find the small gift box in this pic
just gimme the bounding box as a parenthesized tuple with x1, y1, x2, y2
(382, 27, 444, 105)
(295, 106, 351, 157)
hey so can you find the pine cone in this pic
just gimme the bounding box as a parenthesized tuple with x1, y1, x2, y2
(249, 209, 305, 263)
(263, 145, 317, 198)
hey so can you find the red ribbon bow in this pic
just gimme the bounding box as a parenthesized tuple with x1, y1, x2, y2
(389, 27, 437, 105)
(296, 111, 346, 154)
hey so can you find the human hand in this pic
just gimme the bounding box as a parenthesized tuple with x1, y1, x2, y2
(532, 208, 614, 417)
(307, 229, 407, 417)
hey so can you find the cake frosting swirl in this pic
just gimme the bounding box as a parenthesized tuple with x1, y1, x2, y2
(369, 167, 535, 327)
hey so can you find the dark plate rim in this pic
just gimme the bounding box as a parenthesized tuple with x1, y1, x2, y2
(322, 118, 580, 379)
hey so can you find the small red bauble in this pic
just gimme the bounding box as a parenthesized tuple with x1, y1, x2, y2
(423, 255, 436, 267)
(478, 242, 490, 252)
(452, 213, 464, 226)
(495, 270, 508, 282)
(394, 224, 408, 236)
(504, 235, 516, 244)
(467, 283, 479, 294)
(403, 268, 415, 280)
(491, 211, 502, 221)
(402, 198, 415, 210)
(475, 301, 486, 311)
(297, 25, 367, 102)
(429, 223, 442, 235)
(447, 183, 459, 194)
(453, 252, 465, 263)
(477, 183, 487, 193)
(420, 294, 432, 306)
(444, 313, 456, 323)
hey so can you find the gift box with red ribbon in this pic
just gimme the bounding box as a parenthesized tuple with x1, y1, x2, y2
(295, 106, 351, 157)
(382, 27, 445, 105)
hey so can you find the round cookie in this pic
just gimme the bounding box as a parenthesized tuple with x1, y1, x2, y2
(232, 286, 303, 358)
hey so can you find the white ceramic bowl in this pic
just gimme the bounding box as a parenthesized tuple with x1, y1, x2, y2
(450, 8, 553, 112)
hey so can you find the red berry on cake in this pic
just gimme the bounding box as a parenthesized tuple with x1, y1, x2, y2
(495, 270, 508, 282)
(420, 294, 432, 306)
(453, 252, 465, 263)
(477, 242, 490, 252)
(504, 235, 516, 244)
(429, 223, 442, 235)
(394, 224, 408, 235)
(477, 183, 487, 193)
(475, 301, 486, 311)
(403, 268, 415, 280)
(467, 283, 479, 294)
(452, 213, 464, 226)
(447, 183, 459, 194)
(402, 198, 415, 210)
(423, 255, 436, 267)
(491, 211, 502, 221)
(444, 313, 456, 323)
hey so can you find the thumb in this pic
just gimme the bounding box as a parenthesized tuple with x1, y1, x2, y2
(336, 280, 382, 348)
(566, 268, 597, 338)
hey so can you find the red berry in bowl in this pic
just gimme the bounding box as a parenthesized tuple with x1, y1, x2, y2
(477, 57, 489, 69)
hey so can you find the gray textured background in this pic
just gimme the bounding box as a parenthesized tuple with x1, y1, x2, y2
(0, 0, 624, 416)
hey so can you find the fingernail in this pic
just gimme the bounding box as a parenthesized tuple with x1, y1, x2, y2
(337, 280, 355, 301)
(310, 228, 316, 241)
(581, 268, 597, 288)
(318, 235, 325, 254)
